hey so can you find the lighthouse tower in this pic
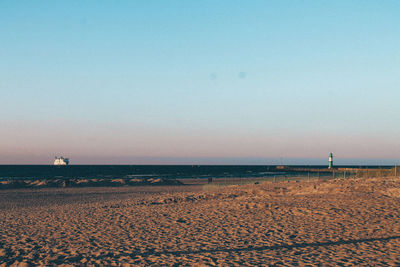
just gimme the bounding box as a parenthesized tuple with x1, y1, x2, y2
(328, 153, 333, 169)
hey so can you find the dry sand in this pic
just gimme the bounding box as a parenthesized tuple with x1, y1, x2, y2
(1, 177, 400, 266)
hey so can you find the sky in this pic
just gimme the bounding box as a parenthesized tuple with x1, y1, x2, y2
(1, 0, 400, 164)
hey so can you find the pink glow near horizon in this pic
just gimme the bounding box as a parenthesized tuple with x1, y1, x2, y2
(1, 120, 399, 164)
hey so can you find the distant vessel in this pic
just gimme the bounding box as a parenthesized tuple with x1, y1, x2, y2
(54, 156, 69, 166)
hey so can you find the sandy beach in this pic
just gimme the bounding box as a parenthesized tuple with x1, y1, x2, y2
(1, 177, 400, 266)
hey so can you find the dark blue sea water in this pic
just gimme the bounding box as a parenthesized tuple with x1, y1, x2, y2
(0, 165, 393, 181)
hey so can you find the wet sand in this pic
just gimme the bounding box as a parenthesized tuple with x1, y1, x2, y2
(1, 177, 400, 266)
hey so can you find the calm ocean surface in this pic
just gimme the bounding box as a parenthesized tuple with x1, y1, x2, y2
(0, 165, 389, 181)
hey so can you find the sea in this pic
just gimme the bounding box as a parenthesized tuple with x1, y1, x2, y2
(0, 165, 392, 181)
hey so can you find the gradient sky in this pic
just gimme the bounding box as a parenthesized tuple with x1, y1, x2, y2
(1, 1, 400, 164)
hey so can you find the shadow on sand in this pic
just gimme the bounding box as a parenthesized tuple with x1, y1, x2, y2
(134, 235, 400, 257)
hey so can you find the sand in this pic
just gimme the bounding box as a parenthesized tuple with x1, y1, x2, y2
(1, 177, 400, 266)
(0, 178, 182, 190)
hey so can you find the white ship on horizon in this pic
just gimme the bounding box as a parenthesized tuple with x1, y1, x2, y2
(54, 156, 69, 166)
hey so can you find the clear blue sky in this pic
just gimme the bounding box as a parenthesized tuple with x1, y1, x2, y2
(1, 1, 400, 164)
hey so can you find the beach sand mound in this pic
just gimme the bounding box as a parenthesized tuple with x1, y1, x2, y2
(1, 177, 400, 265)
(0, 177, 182, 189)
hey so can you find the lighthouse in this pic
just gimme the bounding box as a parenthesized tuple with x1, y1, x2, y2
(328, 153, 333, 169)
